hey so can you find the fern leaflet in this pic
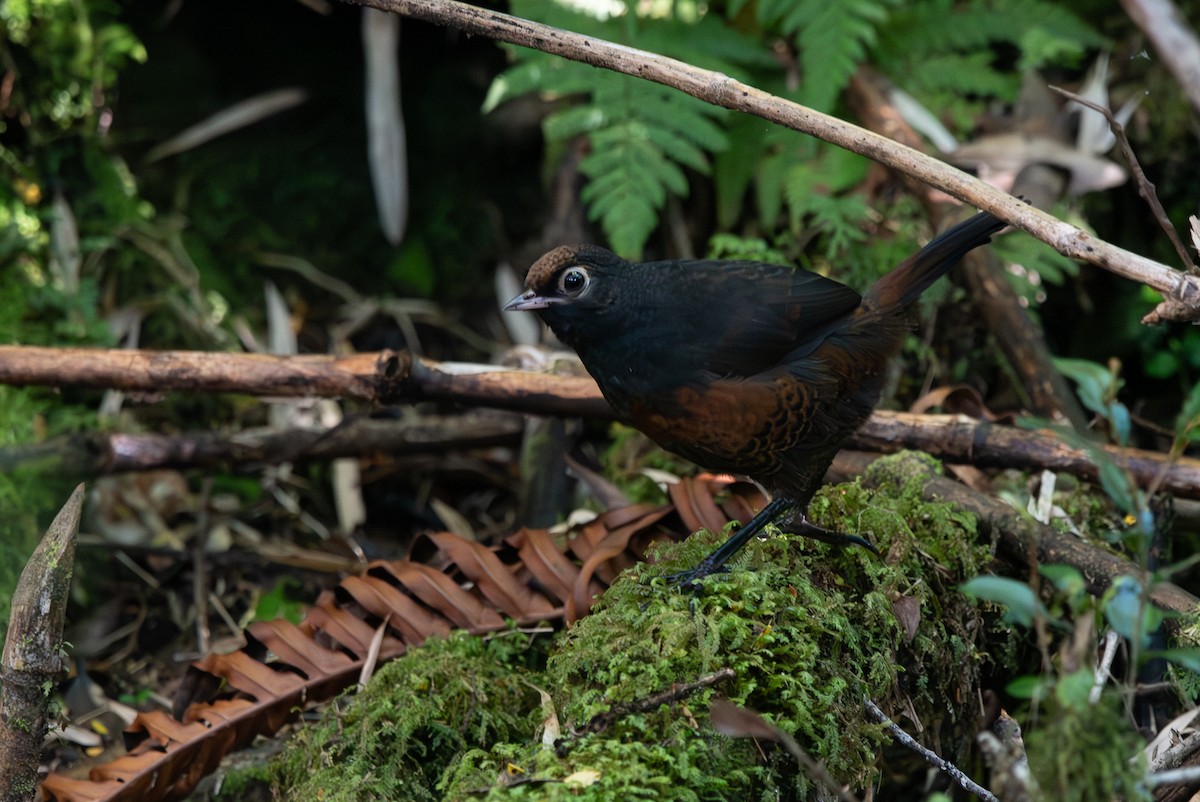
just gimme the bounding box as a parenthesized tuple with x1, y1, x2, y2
(485, 2, 767, 258)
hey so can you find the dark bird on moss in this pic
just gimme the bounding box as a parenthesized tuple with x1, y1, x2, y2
(506, 211, 1006, 586)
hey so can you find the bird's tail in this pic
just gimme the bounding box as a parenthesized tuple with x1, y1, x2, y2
(864, 211, 1007, 312)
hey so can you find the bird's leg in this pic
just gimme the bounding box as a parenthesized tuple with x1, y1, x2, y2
(666, 499, 879, 589)
(666, 497, 794, 588)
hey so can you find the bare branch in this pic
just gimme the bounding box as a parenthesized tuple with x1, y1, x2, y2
(864, 698, 998, 802)
(4, 347, 1199, 503)
(0, 345, 610, 419)
(850, 411, 1200, 501)
(1048, 84, 1195, 273)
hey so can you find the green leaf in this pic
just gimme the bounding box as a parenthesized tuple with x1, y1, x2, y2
(960, 576, 1047, 627)
(1097, 460, 1136, 515)
(1151, 647, 1200, 675)
(1038, 564, 1085, 597)
(389, 237, 436, 296)
(489, 1, 758, 257)
(1054, 357, 1112, 417)
(1054, 666, 1095, 711)
(1103, 575, 1150, 647)
(1144, 350, 1180, 379)
(876, 0, 1106, 131)
(1006, 674, 1047, 700)
(544, 105, 607, 141)
(753, 0, 899, 112)
(1054, 357, 1131, 446)
(714, 116, 770, 229)
(1176, 381, 1200, 437)
(794, 0, 898, 112)
(1109, 401, 1132, 447)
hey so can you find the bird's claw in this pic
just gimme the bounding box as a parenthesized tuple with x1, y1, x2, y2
(794, 519, 880, 556)
(661, 560, 729, 593)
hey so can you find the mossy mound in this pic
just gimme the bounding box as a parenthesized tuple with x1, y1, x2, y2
(264, 633, 543, 802)
(256, 455, 997, 800)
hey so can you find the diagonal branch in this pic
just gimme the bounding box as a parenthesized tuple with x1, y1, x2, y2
(334, 0, 1200, 323)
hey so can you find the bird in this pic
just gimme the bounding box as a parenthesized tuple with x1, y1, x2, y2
(505, 210, 1007, 585)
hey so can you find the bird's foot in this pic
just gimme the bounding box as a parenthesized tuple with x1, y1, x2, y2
(660, 517, 877, 594)
(661, 559, 729, 593)
(795, 517, 880, 556)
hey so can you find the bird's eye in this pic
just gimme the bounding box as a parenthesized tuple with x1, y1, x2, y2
(558, 266, 591, 296)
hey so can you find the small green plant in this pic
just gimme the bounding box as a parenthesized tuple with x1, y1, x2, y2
(252, 577, 309, 625)
(962, 565, 1157, 801)
(484, 1, 766, 258)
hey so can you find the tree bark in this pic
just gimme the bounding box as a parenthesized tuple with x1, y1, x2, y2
(0, 486, 83, 802)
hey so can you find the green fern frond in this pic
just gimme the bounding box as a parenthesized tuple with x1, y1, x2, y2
(906, 52, 1018, 100)
(904, 50, 1023, 129)
(751, 0, 899, 113)
(882, 0, 1105, 62)
(486, 2, 767, 258)
(705, 232, 788, 263)
(795, 0, 898, 112)
(579, 122, 693, 255)
(874, 0, 1106, 135)
(571, 80, 724, 256)
(782, 156, 871, 256)
(714, 115, 773, 229)
(752, 130, 815, 232)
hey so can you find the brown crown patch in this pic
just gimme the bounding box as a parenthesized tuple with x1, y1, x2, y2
(525, 245, 582, 291)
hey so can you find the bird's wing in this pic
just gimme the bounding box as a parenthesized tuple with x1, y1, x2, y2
(648, 260, 863, 377)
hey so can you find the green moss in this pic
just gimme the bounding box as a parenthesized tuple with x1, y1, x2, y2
(259, 632, 543, 802)
(1166, 609, 1200, 704)
(446, 468, 992, 798)
(990, 467, 1126, 539)
(264, 464, 1000, 800)
(445, 722, 763, 801)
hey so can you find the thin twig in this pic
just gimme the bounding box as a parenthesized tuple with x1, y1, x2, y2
(334, 0, 1200, 322)
(1090, 629, 1121, 704)
(711, 699, 861, 802)
(864, 698, 999, 802)
(1146, 764, 1200, 788)
(1048, 85, 1196, 272)
(580, 668, 735, 734)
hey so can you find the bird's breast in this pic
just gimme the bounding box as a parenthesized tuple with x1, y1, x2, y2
(618, 376, 817, 477)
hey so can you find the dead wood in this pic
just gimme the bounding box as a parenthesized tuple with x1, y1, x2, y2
(0, 345, 608, 418)
(3, 346, 1196, 503)
(0, 412, 524, 474)
(850, 410, 1200, 500)
(1, 486, 83, 802)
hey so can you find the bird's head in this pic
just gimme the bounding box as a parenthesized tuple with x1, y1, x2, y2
(504, 244, 627, 343)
